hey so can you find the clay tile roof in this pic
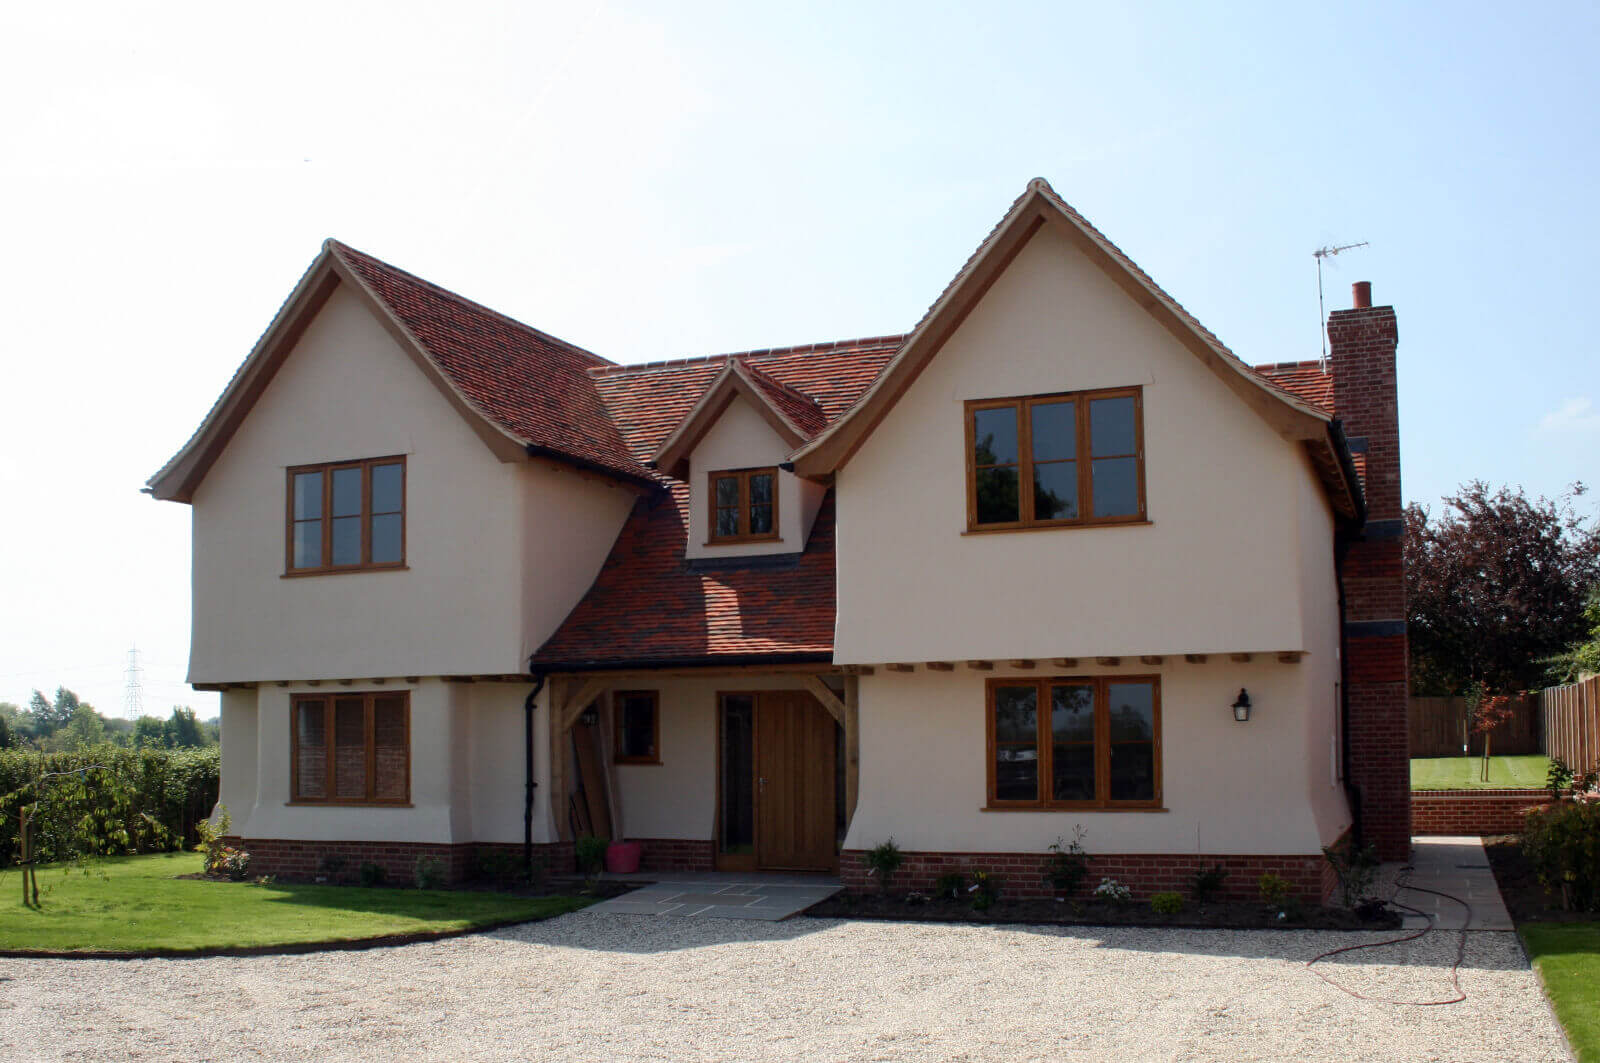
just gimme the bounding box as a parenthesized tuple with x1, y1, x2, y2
(1252, 359, 1334, 414)
(329, 241, 658, 484)
(531, 485, 837, 668)
(589, 336, 901, 461)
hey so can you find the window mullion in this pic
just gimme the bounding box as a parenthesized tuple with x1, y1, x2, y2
(1095, 678, 1109, 806)
(324, 697, 337, 801)
(1077, 400, 1092, 520)
(319, 470, 332, 569)
(1035, 679, 1049, 805)
(1018, 399, 1034, 524)
(364, 696, 376, 802)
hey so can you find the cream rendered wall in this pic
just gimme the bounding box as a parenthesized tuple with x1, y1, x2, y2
(468, 682, 556, 844)
(1294, 457, 1354, 846)
(190, 284, 525, 682)
(684, 396, 825, 560)
(234, 680, 465, 843)
(217, 688, 258, 821)
(843, 662, 1333, 855)
(834, 223, 1309, 663)
(520, 463, 637, 656)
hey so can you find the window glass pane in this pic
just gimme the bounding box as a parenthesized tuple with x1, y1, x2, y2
(620, 696, 656, 759)
(1032, 461, 1078, 521)
(331, 516, 362, 565)
(972, 406, 1018, 464)
(371, 463, 403, 514)
(1052, 744, 1096, 802)
(370, 513, 402, 564)
(1091, 457, 1139, 517)
(293, 520, 322, 569)
(1107, 683, 1155, 741)
(293, 472, 323, 520)
(295, 701, 326, 799)
(331, 467, 363, 518)
(714, 476, 740, 507)
(1089, 396, 1137, 456)
(715, 507, 739, 538)
(975, 466, 1020, 524)
(1110, 743, 1155, 801)
(1030, 401, 1076, 461)
(373, 697, 407, 801)
(334, 698, 367, 799)
(993, 685, 1038, 802)
(749, 505, 773, 535)
(1051, 685, 1095, 742)
(748, 473, 773, 506)
(720, 696, 755, 853)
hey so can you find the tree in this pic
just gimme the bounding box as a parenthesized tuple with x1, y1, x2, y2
(1405, 481, 1600, 694)
(133, 715, 169, 749)
(164, 707, 207, 749)
(0, 713, 10, 750)
(1550, 588, 1600, 683)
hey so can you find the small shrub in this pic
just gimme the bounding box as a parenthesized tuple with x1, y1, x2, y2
(1547, 756, 1576, 799)
(1523, 799, 1600, 912)
(475, 847, 538, 887)
(1150, 890, 1184, 916)
(359, 861, 387, 887)
(219, 846, 251, 882)
(1257, 873, 1292, 908)
(194, 804, 232, 875)
(1190, 863, 1228, 904)
(1093, 877, 1131, 906)
(318, 852, 348, 880)
(933, 870, 967, 900)
(414, 855, 448, 890)
(865, 838, 904, 893)
(1322, 840, 1380, 908)
(574, 835, 608, 875)
(967, 869, 1001, 911)
(1044, 827, 1090, 897)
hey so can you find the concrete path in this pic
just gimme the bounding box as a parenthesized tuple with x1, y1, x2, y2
(587, 870, 841, 920)
(1395, 835, 1513, 930)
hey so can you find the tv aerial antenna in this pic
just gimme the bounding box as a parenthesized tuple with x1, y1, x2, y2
(1314, 241, 1368, 367)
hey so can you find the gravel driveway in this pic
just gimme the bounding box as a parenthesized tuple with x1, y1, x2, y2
(0, 912, 1570, 1062)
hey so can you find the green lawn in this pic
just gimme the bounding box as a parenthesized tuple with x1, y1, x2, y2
(0, 851, 590, 954)
(1522, 923, 1600, 1063)
(1409, 754, 1551, 790)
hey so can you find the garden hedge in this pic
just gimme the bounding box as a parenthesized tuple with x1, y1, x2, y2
(0, 745, 220, 865)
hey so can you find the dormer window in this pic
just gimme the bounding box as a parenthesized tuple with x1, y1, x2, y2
(708, 467, 779, 544)
(286, 456, 406, 574)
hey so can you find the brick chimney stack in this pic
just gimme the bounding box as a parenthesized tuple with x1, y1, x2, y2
(1327, 282, 1410, 861)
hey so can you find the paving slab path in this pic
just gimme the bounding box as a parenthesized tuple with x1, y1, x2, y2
(0, 909, 1570, 1061)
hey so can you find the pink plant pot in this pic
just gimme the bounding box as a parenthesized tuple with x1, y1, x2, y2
(605, 841, 643, 874)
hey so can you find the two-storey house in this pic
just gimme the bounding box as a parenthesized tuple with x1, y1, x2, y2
(147, 180, 1410, 899)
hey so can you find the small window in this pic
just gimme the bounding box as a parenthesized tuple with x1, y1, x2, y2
(967, 388, 1144, 530)
(614, 691, 660, 764)
(291, 691, 409, 804)
(986, 676, 1160, 809)
(286, 456, 406, 574)
(707, 467, 780, 544)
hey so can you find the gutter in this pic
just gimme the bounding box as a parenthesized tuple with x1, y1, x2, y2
(1327, 419, 1368, 526)
(528, 651, 836, 674)
(524, 443, 664, 495)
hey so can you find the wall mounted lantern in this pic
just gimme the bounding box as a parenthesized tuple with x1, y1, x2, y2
(1231, 688, 1252, 723)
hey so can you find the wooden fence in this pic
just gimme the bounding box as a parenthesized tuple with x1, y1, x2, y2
(1541, 676, 1600, 771)
(1408, 694, 1542, 758)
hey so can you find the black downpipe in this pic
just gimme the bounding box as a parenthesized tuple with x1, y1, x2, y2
(524, 674, 546, 877)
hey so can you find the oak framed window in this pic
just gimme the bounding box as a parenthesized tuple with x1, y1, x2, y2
(286, 456, 406, 574)
(965, 387, 1145, 530)
(986, 675, 1161, 810)
(613, 690, 661, 764)
(707, 467, 780, 544)
(290, 691, 410, 805)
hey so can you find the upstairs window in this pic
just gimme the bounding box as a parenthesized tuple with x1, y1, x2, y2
(966, 387, 1144, 530)
(291, 691, 410, 805)
(287, 457, 406, 574)
(708, 467, 779, 544)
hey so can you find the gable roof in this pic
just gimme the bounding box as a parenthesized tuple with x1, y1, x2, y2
(146, 240, 658, 503)
(531, 485, 838, 670)
(649, 357, 829, 478)
(787, 179, 1359, 517)
(1254, 359, 1333, 414)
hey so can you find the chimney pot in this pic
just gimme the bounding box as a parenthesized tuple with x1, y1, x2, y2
(1352, 281, 1372, 309)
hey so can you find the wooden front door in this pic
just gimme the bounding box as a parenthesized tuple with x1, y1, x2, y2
(754, 691, 838, 871)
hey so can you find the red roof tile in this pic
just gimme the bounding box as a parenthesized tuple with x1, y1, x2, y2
(1253, 359, 1334, 414)
(532, 486, 837, 668)
(738, 359, 828, 438)
(330, 241, 658, 484)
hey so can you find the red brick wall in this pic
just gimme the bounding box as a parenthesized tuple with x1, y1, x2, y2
(839, 848, 1334, 903)
(1411, 790, 1553, 835)
(231, 837, 575, 884)
(628, 838, 716, 872)
(1330, 297, 1412, 861)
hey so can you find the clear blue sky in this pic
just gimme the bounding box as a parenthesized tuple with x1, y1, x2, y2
(2, 0, 1595, 716)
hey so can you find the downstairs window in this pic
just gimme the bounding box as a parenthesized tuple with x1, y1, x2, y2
(291, 691, 410, 804)
(987, 675, 1160, 809)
